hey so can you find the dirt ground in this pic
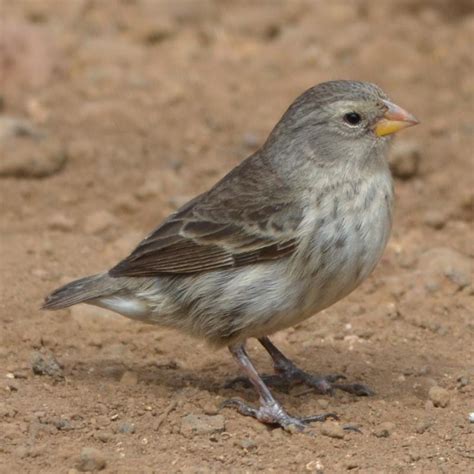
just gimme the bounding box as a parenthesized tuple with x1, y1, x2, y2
(0, 0, 473, 472)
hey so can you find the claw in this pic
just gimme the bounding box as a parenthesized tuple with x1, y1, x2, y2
(221, 398, 335, 432)
(333, 383, 374, 396)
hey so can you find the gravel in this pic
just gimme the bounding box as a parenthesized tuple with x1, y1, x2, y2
(30, 350, 64, 378)
(180, 414, 226, 436)
(76, 447, 107, 472)
(428, 386, 450, 408)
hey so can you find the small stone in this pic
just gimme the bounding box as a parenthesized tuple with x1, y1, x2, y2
(54, 418, 73, 431)
(317, 399, 329, 409)
(419, 247, 471, 291)
(305, 459, 324, 472)
(180, 414, 225, 436)
(117, 421, 135, 434)
(0, 402, 17, 418)
(95, 431, 113, 443)
(428, 386, 450, 408)
(0, 117, 67, 178)
(242, 131, 260, 149)
(389, 140, 421, 179)
(320, 421, 345, 439)
(373, 421, 395, 438)
(238, 438, 257, 450)
(423, 210, 446, 230)
(31, 350, 63, 377)
(469, 412, 474, 423)
(457, 376, 470, 388)
(415, 419, 433, 434)
(134, 178, 162, 201)
(76, 447, 106, 472)
(83, 210, 117, 235)
(119, 371, 138, 386)
(47, 213, 75, 232)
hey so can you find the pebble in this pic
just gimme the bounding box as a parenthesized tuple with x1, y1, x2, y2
(0, 402, 17, 418)
(428, 386, 450, 408)
(415, 419, 433, 434)
(317, 398, 330, 409)
(95, 431, 113, 443)
(389, 140, 421, 179)
(83, 210, 118, 235)
(373, 421, 395, 438)
(238, 438, 257, 450)
(134, 176, 163, 201)
(30, 350, 63, 378)
(180, 414, 225, 436)
(320, 421, 345, 439)
(423, 210, 446, 230)
(242, 131, 260, 149)
(469, 412, 474, 423)
(418, 247, 470, 291)
(117, 421, 135, 434)
(119, 371, 138, 386)
(76, 447, 107, 472)
(47, 213, 75, 232)
(0, 117, 67, 178)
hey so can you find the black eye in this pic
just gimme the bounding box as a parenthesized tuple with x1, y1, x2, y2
(343, 112, 362, 125)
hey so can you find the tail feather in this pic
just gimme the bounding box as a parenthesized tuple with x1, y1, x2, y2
(42, 273, 112, 310)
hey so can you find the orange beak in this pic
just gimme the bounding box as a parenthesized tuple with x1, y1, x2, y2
(374, 100, 419, 137)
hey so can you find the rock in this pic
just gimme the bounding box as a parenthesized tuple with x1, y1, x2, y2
(31, 350, 63, 377)
(117, 421, 135, 434)
(54, 418, 73, 431)
(418, 247, 471, 291)
(0, 402, 17, 418)
(469, 412, 474, 423)
(119, 371, 138, 386)
(238, 438, 257, 450)
(389, 140, 421, 179)
(139, 19, 176, 45)
(180, 414, 225, 436)
(0, 118, 67, 178)
(415, 419, 433, 434)
(242, 131, 260, 149)
(76, 447, 106, 472)
(95, 431, 113, 443)
(428, 386, 450, 407)
(373, 421, 395, 438)
(320, 421, 345, 439)
(47, 213, 75, 232)
(317, 399, 330, 409)
(423, 210, 446, 230)
(0, 117, 39, 140)
(83, 210, 117, 235)
(134, 177, 162, 201)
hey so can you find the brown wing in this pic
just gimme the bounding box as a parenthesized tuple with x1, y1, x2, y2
(109, 155, 303, 277)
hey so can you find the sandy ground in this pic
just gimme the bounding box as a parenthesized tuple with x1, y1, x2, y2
(0, 0, 473, 472)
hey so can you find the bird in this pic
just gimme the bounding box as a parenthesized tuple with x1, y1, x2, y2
(43, 80, 419, 431)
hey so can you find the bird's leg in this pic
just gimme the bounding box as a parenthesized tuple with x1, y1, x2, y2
(258, 336, 374, 396)
(222, 343, 337, 431)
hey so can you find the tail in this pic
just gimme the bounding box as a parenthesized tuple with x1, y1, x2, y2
(42, 273, 114, 310)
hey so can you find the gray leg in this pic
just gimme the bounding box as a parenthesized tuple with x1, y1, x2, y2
(258, 336, 374, 396)
(222, 343, 337, 431)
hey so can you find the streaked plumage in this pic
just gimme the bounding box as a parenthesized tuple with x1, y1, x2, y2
(43, 80, 418, 430)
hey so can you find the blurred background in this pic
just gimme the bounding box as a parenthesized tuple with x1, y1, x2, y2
(1, 1, 473, 472)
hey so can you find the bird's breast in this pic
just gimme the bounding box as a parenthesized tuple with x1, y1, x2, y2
(292, 174, 394, 316)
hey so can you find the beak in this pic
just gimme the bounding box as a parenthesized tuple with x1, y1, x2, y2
(374, 100, 419, 137)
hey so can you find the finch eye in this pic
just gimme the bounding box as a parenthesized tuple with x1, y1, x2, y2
(343, 112, 362, 126)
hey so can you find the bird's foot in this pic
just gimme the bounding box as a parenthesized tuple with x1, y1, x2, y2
(221, 398, 338, 432)
(225, 365, 373, 396)
(273, 358, 374, 396)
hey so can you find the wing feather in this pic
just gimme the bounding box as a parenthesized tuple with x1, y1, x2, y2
(109, 155, 303, 277)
